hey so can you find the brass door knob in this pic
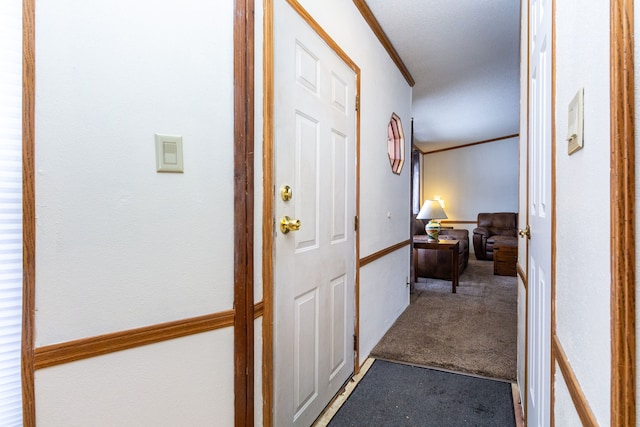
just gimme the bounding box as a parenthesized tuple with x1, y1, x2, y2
(280, 216, 301, 234)
(518, 225, 531, 239)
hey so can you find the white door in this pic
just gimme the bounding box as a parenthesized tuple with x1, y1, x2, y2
(273, 1, 357, 426)
(527, 0, 552, 425)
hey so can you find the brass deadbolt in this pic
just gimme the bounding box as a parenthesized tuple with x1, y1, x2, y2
(280, 185, 293, 202)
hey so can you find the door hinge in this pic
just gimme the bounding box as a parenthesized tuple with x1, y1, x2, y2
(355, 95, 360, 112)
(354, 215, 358, 231)
(353, 334, 358, 351)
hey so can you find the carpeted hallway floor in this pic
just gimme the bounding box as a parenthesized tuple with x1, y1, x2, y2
(371, 258, 517, 381)
(315, 260, 521, 426)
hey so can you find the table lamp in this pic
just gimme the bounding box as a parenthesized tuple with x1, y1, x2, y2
(416, 200, 448, 242)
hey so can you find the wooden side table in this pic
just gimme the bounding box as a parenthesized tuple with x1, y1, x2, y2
(413, 237, 460, 293)
(494, 243, 518, 276)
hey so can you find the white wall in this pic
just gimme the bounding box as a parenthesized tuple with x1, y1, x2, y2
(34, 0, 237, 423)
(554, 365, 584, 427)
(554, 1, 611, 424)
(35, 330, 234, 427)
(359, 248, 410, 363)
(421, 137, 519, 252)
(296, 0, 413, 365)
(422, 138, 519, 222)
(35, 0, 235, 344)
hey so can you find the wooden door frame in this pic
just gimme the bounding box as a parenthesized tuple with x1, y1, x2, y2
(610, 0, 636, 425)
(22, 0, 36, 424)
(262, 1, 361, 425)
(234, 0, 256, 425)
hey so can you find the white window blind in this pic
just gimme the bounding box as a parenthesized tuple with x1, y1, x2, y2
(0, 1, 23, 426)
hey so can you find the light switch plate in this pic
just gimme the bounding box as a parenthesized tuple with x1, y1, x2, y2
(567, 88, 584, 155)
(155, 134, 184, 173)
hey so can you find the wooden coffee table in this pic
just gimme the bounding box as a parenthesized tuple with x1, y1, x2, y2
(413, 237, 460, 293)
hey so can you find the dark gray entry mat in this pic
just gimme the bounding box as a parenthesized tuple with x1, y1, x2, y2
(328, 360, 515, 426)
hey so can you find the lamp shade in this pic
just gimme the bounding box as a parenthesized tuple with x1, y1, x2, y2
(416, 200, 448, 220)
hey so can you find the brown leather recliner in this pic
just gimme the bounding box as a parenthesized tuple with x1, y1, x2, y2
(473, 212, 518, 260)
(413, 219, 469, 280)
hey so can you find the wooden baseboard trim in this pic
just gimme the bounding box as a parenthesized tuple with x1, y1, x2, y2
(359, 239, 411, 267)
(516, 263, 526, 288)
(552, 334, 598, 426)
(34, 298, 267, 370)
(254, 300, 264, 319)
(34, 310, 236, 370)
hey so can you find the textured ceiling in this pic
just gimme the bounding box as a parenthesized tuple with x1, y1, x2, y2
(364, 0, 521, 152)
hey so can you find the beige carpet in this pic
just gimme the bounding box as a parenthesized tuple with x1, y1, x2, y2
(371, 259, 517, 381)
